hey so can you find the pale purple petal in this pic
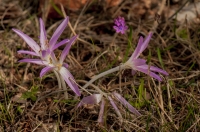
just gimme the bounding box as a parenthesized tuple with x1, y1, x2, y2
(134, 66, 162, 81)
(19, 59, 48, 66)
(18, 50, 39, 56)
(130, 36, 144, 59)
(131, 32, 152, 59)
(49, 17, 69, 49)
(50, 52, 57, 64)
(132, 59, 146, 66)
(108, 96, 122, 118)
(138, 32, 152, 55)
(52, 39, 70, 51)
(63, 63, 69, 68)
(113, 92, 141, 116)
(98, 99, 105, 124)
(140, 65, 168, 75)
(41, 50, 47, 58)
(12, 29, 40, 53)
(59, 67, 80, 96)
(77, 94, 102, 108)
(40, 66, 54, 77)
(39, 18, 47, 50)
(60, 35, 78, 63)
(41, 49, 51, 59)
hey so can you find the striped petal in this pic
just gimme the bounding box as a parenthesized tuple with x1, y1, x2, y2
(40, 66, 54, 77)
(18, 50, 39, 56)
(143, 65, 168, 75)
(132, 59, 146, 66)
(19, 59, 48, 66)
(60, 35, 78, 64)
(52, 39, 70, 51)
(49, 17, 69, 49)
(12, 29, 40, 53)
(39, 18, 47, 50)
(59, 67, 80, 96)
(131, 32, 152, 59)
(135, 66, 162, 81)
(130, 36, 144, 59)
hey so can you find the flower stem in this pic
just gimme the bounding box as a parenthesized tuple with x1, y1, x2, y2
(82, 64, 126, 89)
(60, 73, 68, 99)
(54, 70, 68, 99)
(54, 70, 61, 90)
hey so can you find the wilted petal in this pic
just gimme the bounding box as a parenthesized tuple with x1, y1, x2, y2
(49, 17, 69, 49)
(19, 59, 48, 66)
(98, 99, 105, 124)
(59, 67, 80, 96)
(52, 39, 70, 51)
(77, 94, 102, 108)
(18, 50, 39, 56)
(12, 29, 40, 53)
(108, 96, 122, 118)
(40, 66, 54, 77)
(39, 18, 47, 50)
(60, 35, 78, 64)
(113, 92, 141, 116)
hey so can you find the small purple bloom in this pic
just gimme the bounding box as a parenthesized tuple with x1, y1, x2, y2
(113, 16, 128, 34)
(125, 32, 168, 81)
(13, 17, 81, 96)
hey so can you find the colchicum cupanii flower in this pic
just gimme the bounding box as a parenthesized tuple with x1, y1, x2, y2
(113, 16, 128, 34)
(13, 17, 80, 96)
(77, 92, 141, 124)
(124, 32, 168, 81)
(82, 32, 169, 90)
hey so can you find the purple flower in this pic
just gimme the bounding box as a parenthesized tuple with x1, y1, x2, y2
(77, 92, 141, 124)
(13, 17, 80, 96)
(124, 32, 168, 81)
(13, 18, 70, 59)
(113, 16, 128, 34)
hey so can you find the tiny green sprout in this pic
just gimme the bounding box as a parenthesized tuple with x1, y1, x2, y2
(17, 106, 23, 114)
(177, 28, 188, 39)
(21, 86, 38, 101)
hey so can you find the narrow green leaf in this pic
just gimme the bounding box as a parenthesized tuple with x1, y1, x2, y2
(51, 0, 63, 17)
(157, 47, 164, 69)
